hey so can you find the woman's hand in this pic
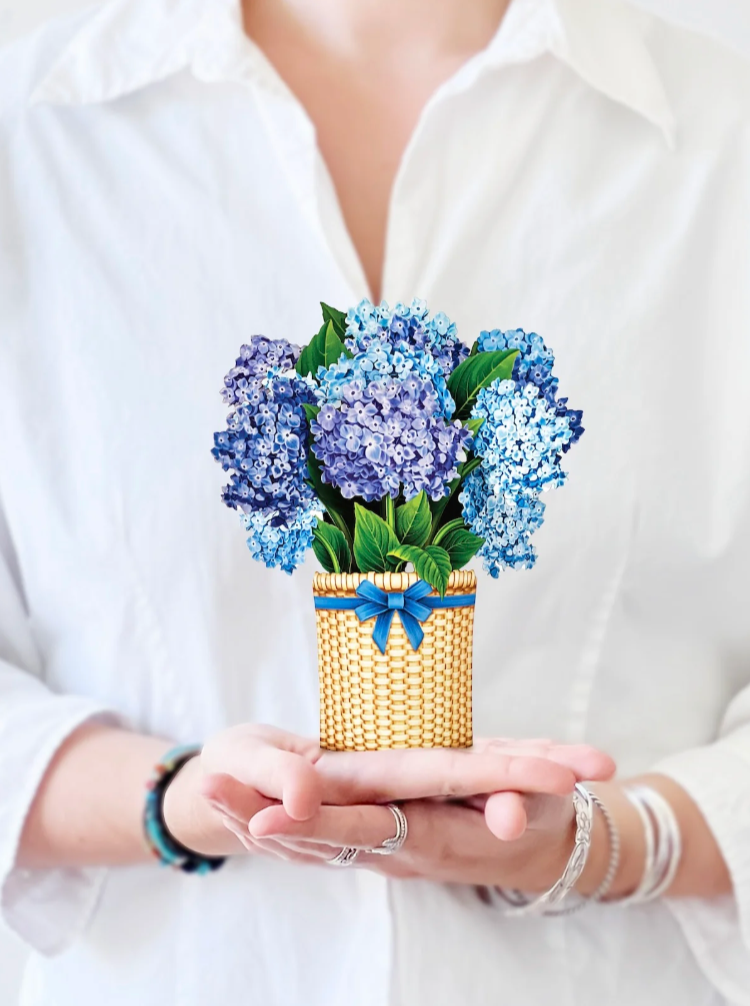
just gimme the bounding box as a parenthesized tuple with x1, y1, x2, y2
(244, 789, 583, 889)
(163, 725, 615, 862)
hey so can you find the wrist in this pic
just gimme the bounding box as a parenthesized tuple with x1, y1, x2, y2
(161, 754, 235, 858)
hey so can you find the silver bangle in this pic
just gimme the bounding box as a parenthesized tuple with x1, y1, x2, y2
(615, 786, 682, 904)
(621, 786, 682, 902)
(501, 783, 595, 917)
(540, 789, 621, 916)
(617, 788, 657, 905)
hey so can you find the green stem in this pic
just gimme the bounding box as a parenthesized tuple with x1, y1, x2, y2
(384, 494, 396, 533)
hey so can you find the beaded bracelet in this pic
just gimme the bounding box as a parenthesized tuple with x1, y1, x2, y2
(143, 744, 226, 875)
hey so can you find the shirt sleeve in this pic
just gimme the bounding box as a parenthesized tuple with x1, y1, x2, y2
(0, 500, 122, 956)
(653, 682, 750, 1005)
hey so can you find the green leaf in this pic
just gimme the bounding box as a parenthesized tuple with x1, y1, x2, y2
(463, 417, 485, 445)
(460, 456, 483, 479)
(431, 517, 467, 548)
(446, 349, 518, 419)
(296, 322, 327, 378)
(312, 523, 351, 574)
(469, 340, 480, 357)
(353, 503, 399, 573)
(306, 454, 354, 551)
(296, 316, 351, 379)
(395, 491, 431, 547)
(321, 302, 348, 342)
(435, 526, 484, 570)
(426, 454, 483, 543)
(387, 544, 452, 597)
(302, 403, 320, 424)
(323, 320, 347, 367)
(428, 478, 461, 537)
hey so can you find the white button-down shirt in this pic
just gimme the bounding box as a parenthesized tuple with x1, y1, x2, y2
(1, 0, 750, 1003)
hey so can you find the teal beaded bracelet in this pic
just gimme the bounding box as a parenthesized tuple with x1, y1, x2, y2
(143, 744, 226, 875)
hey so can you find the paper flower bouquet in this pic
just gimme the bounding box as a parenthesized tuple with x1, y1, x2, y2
(212, 299, 583, 750)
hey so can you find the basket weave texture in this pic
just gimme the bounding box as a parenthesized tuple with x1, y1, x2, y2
(314, 570, 475, 750)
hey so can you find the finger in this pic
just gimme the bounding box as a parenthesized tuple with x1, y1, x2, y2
(484, 791, 573, 841)
(219, 814, 256, 853)
(201, 727, 323, 821)
(262, 836, 345, 860)
(520, 792, 574, 832)
(540, 745, 616, 782)
(249, 835, 331, 866)
(201, 772, 275, 820)
(317, 748, 577, 803)
(249, 803, 398, 850)
(483, 792, 527, 841)
(476, 740, 616, 782)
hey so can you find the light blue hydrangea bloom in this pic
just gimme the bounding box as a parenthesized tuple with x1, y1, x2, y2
(477, 328, 584, 449)
(460, 380, 577, 575)
(460, 482, 546, 573)
(240, 505, 320, 574)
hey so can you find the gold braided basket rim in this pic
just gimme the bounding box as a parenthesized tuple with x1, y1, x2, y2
(312, 569, 477, 598)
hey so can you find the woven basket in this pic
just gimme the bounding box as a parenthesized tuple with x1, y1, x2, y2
(313, 570, 476, 750)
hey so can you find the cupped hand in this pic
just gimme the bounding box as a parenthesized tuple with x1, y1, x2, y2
(246, 791, 580, 890)
(162, 724, 614, 860)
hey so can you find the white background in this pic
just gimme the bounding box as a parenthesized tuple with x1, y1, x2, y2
(0, 0, 748, 1002)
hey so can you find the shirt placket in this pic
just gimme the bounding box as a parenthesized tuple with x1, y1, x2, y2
(191, 0, 556, 313)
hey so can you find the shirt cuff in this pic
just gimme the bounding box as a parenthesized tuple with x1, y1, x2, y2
(653, 742, 750, 1005)
(0, 698, 122, 956)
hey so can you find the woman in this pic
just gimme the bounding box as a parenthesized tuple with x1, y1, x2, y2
(0, 0, 748, 1002)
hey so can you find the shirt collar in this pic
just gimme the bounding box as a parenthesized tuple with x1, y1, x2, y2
(29, 0, 675, 146)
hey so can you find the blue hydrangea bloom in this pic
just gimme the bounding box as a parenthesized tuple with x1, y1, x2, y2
(470, 380, 576, 493)
(316, 298, 468, 418)
(240, 506, 318, 574)
(311, 376, 471, 502)
(222, 335, 301, 407)
(460, 379, 579, 575)
(460, 481, 546, 574)
(212, 371, 319, 524)
(346, 298, 469, 379)
(477, 327, 584, 450)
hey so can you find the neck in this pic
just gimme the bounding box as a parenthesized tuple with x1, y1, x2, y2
(243, 0, 513, 60)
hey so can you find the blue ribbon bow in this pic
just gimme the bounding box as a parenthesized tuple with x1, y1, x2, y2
(353, 579, 435, 654)
(314, 579, 476, 654)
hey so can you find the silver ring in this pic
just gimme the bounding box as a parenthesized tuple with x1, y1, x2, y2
(364, 803, 408, 856)
(327, 846, 359, 867)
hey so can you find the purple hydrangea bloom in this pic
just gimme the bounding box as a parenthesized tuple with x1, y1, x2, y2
(212, 372, 319, 524)
(311, 376, 470, 502)
(221, 335, 301, 407)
